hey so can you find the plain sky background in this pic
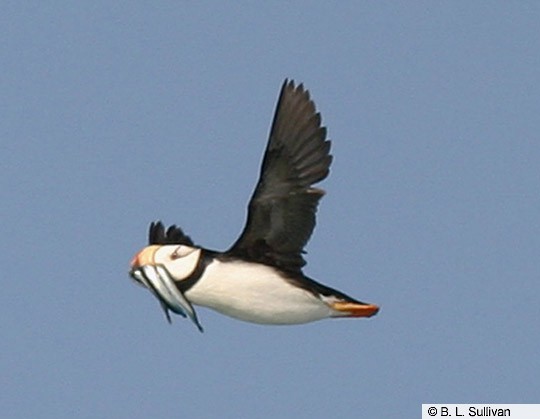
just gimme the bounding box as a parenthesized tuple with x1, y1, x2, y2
(2, 2, 539, 418)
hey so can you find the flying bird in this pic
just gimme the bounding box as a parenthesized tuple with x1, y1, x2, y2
(130, 80, 379, 331)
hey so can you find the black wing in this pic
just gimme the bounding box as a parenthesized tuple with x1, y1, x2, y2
(148, 221, 194, 246)
(227, 79, 332, 272)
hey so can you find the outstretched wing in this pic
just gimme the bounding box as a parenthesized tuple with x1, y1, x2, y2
(227, 79, 332, 272)
(148, 221, 194, 246)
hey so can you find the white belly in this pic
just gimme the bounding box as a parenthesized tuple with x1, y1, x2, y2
(184, 259, 332, 324)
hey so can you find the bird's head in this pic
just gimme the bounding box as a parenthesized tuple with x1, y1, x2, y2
(130, 244, 202, 285)
(129, 222, 204, 331)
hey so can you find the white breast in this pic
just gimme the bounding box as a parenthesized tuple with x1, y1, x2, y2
(184, 259, 333, 324)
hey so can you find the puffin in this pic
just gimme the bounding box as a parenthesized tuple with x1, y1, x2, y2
(129, 79, 379, 332)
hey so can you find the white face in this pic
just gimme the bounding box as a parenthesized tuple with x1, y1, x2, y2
(129, 243, 204, 331)
(153, 245, 202, 281)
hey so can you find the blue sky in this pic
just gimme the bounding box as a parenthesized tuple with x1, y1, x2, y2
(2, 2, 539, 418)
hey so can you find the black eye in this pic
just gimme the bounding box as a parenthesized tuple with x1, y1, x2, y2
(170, 245, 195, 259)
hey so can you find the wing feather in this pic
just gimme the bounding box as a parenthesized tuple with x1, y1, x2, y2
(227, 80, 332, 272)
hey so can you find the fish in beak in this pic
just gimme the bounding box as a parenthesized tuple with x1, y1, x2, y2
(130, 246, 204, 332)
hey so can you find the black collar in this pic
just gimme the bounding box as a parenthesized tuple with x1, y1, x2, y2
(175, 249, 214, 293)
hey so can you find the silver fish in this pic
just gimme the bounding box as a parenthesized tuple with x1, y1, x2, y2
(133, 265, 203, 332)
